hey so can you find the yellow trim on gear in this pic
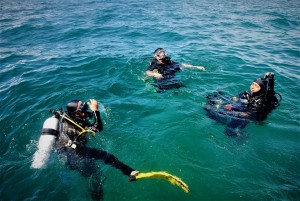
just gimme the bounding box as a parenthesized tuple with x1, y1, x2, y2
(135, 171, 189, 193)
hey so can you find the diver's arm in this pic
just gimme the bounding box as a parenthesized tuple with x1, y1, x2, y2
(87, 99, 103, 132)
(181, 63, 205, 71)
(146, 60, 163, 79)
(224, 105, 249, 117)
(224, 91, 249, 112)
(104, 153, 135, 176)
(86, 148, 137, 176)
(237, 91, 251, 102)
(146, 70, 163, 79)
(92, 110, 103, 132)
(264, 72, 275, 91)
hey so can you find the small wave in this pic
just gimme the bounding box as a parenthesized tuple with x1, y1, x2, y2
(268, 17, 299, 30)
(0, 76, 24, 93)
(240, 21, 262, 29)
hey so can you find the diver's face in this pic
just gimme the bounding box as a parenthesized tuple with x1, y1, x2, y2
(155, 54, 165, 61)
(250, 82, 261, 93)
(155, 50, 166, 61)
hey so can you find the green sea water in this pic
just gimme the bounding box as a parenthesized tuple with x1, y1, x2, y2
(0, 0, 299, 200)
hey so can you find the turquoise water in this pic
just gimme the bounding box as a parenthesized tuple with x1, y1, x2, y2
(1, 0, 299, 200)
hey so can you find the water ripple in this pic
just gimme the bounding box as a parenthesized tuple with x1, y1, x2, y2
(0, 0, 299, 200)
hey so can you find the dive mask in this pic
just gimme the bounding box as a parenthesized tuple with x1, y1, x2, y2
(78, 102, 92, 118)
(79, 102, 88, 112)
(155, 49, 167, 57)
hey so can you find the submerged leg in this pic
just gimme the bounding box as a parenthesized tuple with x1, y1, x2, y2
(62, 149, 106, 200)
(89, 171, 106, 201)
(204, 106, 249, 137)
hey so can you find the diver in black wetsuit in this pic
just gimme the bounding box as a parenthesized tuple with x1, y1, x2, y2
(205, 72, 281, 136)
(54, 99, 138, 200)
(146, 48, 205, 92)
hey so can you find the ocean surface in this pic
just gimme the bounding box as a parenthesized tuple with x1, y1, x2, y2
(0, 0, 299, 200)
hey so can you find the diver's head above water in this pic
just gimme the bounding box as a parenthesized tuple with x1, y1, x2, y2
(250, 78, 266, 97)
(154, 48, 167, 61)
(66, 100, 89, 118)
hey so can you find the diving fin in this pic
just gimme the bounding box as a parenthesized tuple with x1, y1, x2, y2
(129, 171, 189, 193)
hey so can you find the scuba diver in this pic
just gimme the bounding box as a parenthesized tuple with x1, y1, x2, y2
(31, 99, 139, 201)
(204, 72, 281, 136)
(146, 48, 205, 92)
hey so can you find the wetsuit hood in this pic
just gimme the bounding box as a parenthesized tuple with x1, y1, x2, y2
(252, 78, 266, 98)
(66, 100, 80, 116)
(254, 78, 265, 91)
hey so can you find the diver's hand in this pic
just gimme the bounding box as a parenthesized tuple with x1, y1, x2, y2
(264, 72, 274, 79)
(181, 63, 205, 71)
(195, 66, 205, 71)
(146, 70, 163, 79)
(129, 170, 140, 182)
(153, 73, 163, 79)
(239, 112, 249, 117)
(224, 104, 232, 111)
(87, 99, 98, 111)
(131, 170, 139, 176)
(232, 97, 238, 102)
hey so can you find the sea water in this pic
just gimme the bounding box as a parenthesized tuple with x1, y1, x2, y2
(0, 0, 299, 200)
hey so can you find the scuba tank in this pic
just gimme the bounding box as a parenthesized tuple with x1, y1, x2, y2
(31, 117, 59, 169)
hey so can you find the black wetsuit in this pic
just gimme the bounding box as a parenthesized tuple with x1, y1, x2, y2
(205, 75, 279, 136)
(232, 75, 278, 120)
(147, 57, 183, 91)
(55, 111, 134, 200)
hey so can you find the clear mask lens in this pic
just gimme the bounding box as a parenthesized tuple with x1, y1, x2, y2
(155, 50, 167, 57)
